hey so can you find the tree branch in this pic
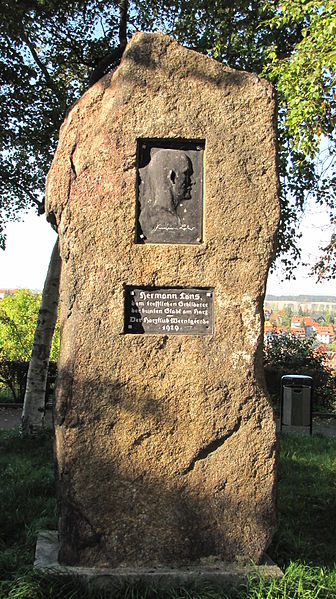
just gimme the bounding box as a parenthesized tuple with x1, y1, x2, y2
(88, 46, 124, 86)
(14, 180, 45, 214)
(23, 33, 63, 102)
(119, 0, 128, 48)
(88, 0, 128, 87)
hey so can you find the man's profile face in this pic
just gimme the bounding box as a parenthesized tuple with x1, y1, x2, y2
(136, 140, 204, 244)
(169, 155, 192, 207)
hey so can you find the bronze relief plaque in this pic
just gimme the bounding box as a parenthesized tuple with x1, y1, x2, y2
(124, 286, 214, 335)
(136, 139, 204, 244)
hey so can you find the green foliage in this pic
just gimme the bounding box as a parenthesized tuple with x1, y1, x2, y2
(0, 290, 40, 360)
(0, 0, 335, 276)
(0, 289, 59, 361)
(143, 0, 336, 274)
(261, 0, 336, 278)
(263, 0, 336, 158)
(0, 360, 57, 403)
(244, 562, 336, 599)
(264, 333, 336, 409)
(0, 0, 122, 247)
(280, 306, 293, 329)
(135, 0, 307, 269)
(1, 430, 336, 597)
(325, 311, 335, 324)
(2, 566, 336, 599)
(265, 333, 325, 370)
(0, 360, 29, 402)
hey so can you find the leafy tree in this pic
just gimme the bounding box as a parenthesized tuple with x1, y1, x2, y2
(0, 288, 59, 406)
(324, 311, 335, 325)
(0, 0, 335, 431)
(137, 0, 336, 274)
(0, 359, 57, 403)
(312, 230, 336, 280)
(264, 333, 336, 410)
(264, 1, 335, 157)
(0, 289, 59, 361)
(0, 0, 127, 247)
(262, 0, 336, 278)
(1, 0, 335, 270)
(280, 306, 293, 329)
(0, 0, 126, 434)
(0, 360, 29, 402)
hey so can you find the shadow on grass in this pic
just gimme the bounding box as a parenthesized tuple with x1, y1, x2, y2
(268, 433, 336, 568)
(1, 430, 336, 598)
(0, 429, 57, 580)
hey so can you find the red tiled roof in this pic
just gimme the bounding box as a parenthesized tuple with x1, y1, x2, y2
(290, 327, 305, 335)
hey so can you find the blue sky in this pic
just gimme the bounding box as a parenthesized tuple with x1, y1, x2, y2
(0, 205, 335, 296)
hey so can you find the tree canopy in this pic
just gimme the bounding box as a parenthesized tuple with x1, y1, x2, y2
(0, 0, 124, 247)
(0, 289, 59, 361)
(0, 0, 335, 276)
(263, 0, 336, 278)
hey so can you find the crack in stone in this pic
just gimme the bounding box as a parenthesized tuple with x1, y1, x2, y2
(182, 417, 242, 475)
(132, 430, 152, 447)
(69, 142, 77, 179)
(65, 142, 78, 217)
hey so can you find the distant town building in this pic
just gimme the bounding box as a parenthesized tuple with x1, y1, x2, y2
(0, 289, 16, 299)
(291, 316, 315, 337)
(290, 326, 306, 339)
(313, 324, 335, 345)
(264, 298, 336, 346)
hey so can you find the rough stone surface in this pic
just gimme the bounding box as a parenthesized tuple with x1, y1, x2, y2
(46, 32, 280, 568)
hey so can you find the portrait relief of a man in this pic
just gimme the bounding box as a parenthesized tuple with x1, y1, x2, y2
(136, 142, 203, 244)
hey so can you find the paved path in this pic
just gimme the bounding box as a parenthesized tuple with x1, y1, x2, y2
(278, 417, 336, 437)
(0, 405, 53, 430)
(315, 417, 336, 436)
(0, 405, 335, 436)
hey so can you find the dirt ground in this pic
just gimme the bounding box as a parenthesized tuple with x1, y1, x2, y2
(0, 405, 335, 436)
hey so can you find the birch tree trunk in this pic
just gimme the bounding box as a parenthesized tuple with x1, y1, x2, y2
(21, 238, 61, 437)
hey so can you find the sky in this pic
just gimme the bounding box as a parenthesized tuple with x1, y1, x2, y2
(0, 203, 335, 297)
(0, 210, 57, 292)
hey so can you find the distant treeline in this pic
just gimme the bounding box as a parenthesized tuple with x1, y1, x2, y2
(266, 295, 336, 303)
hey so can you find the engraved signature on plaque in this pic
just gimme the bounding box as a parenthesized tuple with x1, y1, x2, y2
(136, 140, 204, 244)
(124, 287, 214, 335)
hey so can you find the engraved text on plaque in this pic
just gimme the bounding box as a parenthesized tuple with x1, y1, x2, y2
(124, 287, 214, 335)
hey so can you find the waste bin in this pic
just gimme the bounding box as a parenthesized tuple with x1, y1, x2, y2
(280, 374, 313, 434)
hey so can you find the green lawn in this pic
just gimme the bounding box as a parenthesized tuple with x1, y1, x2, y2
(269, 434, 336, 568)
(0, 429, 335, 598)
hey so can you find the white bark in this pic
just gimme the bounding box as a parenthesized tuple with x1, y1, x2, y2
(21, 238, 61, 437)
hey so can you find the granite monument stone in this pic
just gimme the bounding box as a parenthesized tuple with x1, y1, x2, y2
(46, 32, 279, 571)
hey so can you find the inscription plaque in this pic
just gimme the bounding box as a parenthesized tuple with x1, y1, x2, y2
(136, 139, 204, 244)
(124, 286, 214, 335)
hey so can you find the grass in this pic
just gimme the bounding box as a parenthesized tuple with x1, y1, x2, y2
(0, 430, 56, 581)
(269, 434, 336, 568)
(0, 429, 335, 598)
